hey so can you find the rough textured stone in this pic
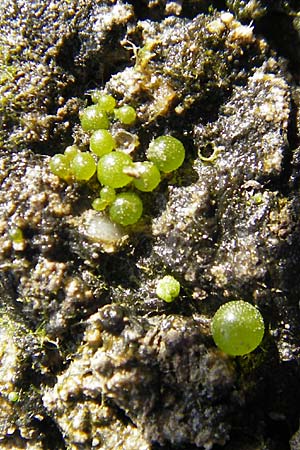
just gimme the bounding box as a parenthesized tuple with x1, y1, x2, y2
(0, 0, 133, 152)
(43, 306, 236, 449)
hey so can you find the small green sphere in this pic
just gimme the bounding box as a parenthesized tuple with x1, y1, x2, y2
(109, 192, 143, 226)
(156, 275, 180, 303)
(97, 152, 133, 188)
(9, 227, 24, 243)
(49, 154, 71, 180)
(100, 186, 116, 204)
(146, 135, 185, 173)
(80, 105, 109, 132)
(114, 105, 136, 125)
(133, 161, 161, 192)
(89, 129, 116, 157)
(8, 391, 19, 402)
(70, 152, 96, 181)
(91, 92, 116, 112)
(92, 197, 108, 211)
(64, 145, 81, 162)
(211, 301, 265, 356)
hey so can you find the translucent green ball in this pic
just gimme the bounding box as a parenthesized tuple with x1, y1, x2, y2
(146, 135, 185, 173)
(100, 186, 116, 204)
(92, 187, 116, 212)
(80, 105, 109, 132)
(9, 227, 24, 243)
(109, 192, 143, 226)
(70, 152, 96, 181)
(92, 198, 108, 211)
(97, 152, 133, 188)
(114, 105, 136, 125)
(89, 129, 116, 157)
(156, 275, 180, 303)
(211, 301, 265, 356)
(49, 154, 71, 180)
(91, 92, 116, 112)
(64, 145, 81, 162)
(133, 161, 161, 192)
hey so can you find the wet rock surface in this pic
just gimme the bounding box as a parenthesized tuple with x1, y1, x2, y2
(44, 307, 235, 449)
(1, 1, 300, 449)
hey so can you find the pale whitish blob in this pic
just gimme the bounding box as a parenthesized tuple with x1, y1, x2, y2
(220, 12, 234, 25)
(84, 212, 126, 244)
(206, 19, 226, 35)
(83, 210, 127, 253)
(228, 24, 254, 44)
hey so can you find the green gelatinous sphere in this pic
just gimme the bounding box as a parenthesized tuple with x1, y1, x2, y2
(97, 152, 133, 188)
(91, 92, 116, 112)
(114, 105, 136, 125)
(109, 192, 143, 226)
(92, 197, 108, 211)
(89, 129, 116, 157)
(146, 135, 185, 173)
(80, 105, 109, 132)
(156, 275, 180, 303)
(9, 227, 24, 243)
(8, 391, 19, 403)
(100, 186, 116, 204)
(49, 154, 71, 180)
(133, 161, 161, 192)
(211, 301, 265, 356)
(64, 145, 81, 162)
(70, 152, 96, 181)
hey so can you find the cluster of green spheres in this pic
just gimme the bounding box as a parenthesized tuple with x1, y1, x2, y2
(211, 300, 265, 356)
(49, 92, 186, 226)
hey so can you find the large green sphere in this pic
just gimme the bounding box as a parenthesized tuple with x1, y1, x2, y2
(80, 105, 109, 132)
(70, 152, 96, 181)
(89, 129, 116, 157)
(49, 154, 71, 180)
(109, 192, 143, 226)
(91, 92, 116, 112)
(211, 301, 264, 356)
(146, 135, 185, 173)
(97, 152, 133, 188)
(114, 105, 136, 125)
(64, 145, 80, 162)
(133, 161, 161, 192)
